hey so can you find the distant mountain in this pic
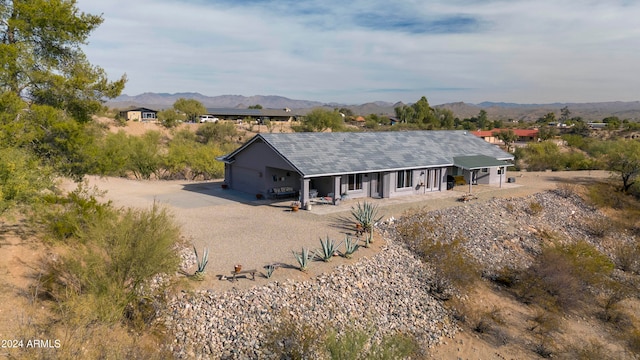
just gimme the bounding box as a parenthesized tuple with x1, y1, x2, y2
(108, 93, 326, 110)
(107, 93, 640, 122)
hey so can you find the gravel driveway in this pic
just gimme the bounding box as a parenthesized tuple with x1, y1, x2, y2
(74, 170, 610, 291)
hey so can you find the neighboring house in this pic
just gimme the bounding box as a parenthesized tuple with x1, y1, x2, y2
(218, 131, 514, 209)
(118, 107, 158, 121)
(204, 108, 297, 122)
(472, 128, 539, 144)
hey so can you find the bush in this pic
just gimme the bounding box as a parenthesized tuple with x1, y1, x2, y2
(263, 312, 327, 359)
(421, 236, 480, 298)
(0, 147, 53, 213)
(40, 182, 114, 242)
(527, 200, 544, 215)
(515, 241, 613, 311)
(41, 202, 181, 327)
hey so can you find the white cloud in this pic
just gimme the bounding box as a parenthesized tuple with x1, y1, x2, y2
(76, 0, 640, 104)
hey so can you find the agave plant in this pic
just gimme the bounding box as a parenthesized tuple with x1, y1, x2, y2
(351, 201, 383, 233)
(292, 247, 311, 271)
(264, 264, 275, 278)
(342, 236, 360, 259)
(351, 201, 383, 247)
(315, 236, 339, 262)
(193, 246, 209, 280)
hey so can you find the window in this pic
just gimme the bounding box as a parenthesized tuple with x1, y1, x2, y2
(348, 174, 362, 191)
(481, 168, 488, 173)
(396, 170, 413, 188)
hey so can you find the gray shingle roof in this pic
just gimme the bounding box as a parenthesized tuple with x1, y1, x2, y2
(453, 155, 510, 170)
(223, 130, 514, 177)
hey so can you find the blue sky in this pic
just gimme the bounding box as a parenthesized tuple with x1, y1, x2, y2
(77, 0, 640, 105)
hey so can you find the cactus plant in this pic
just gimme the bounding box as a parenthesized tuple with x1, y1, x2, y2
(292, 247, 311, 271)
(193, 246, 209, 280)
(315, 236, 339, 262)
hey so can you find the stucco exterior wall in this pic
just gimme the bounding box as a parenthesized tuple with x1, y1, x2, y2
(228, 140, 298, 194)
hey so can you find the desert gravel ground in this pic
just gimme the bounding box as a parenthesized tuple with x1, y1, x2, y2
(68, 170, 611, 291)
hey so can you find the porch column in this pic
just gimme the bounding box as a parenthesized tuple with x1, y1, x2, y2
(333, 176, 342, 204)
(302, 178, 311, 210)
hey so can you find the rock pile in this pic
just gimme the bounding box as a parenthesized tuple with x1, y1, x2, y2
(165, 240, 454, 359)
(390, 189, 625, 272)
(163, 189, 630, 358)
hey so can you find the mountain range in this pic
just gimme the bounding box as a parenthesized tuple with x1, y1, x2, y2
(107, 93, 640, 122)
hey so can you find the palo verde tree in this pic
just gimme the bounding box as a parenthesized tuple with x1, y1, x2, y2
(494, 129, 518, 152)
(605, 139, 640, 193)
(293, 108, 344, 132)
(173, 98, 206, 122)
(0, 0, 126, 183)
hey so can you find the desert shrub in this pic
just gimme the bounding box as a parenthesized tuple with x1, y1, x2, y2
(587, 182, 629, 210)
(14, 311, 172, 360)
(127, 131, 164, 179)
(41, 203, 181, 327)
(263, 312, 327, 359)
(526, 200, 544, 215)
(614, 242, 640, 274)
(627, 329, 640, 354)
(421, 236, 480, 298)
(196, 122, 238, 144)
(555, 183, 579, 198)
(532, 337, 555, 358)
(325, 328, 418, 360)
(561, 339, 613, 360)
(516, 250, 582, 311)
(528, 309, 561, 336)
(490, 266, 520, 288)
(515, 241, 613, 311)
(0, 147, 54, 213)
(596, 286, 632, 328)
(40, 182, 114, 242)
(164, 140, 225, 180)
(583, 217, 612, 238)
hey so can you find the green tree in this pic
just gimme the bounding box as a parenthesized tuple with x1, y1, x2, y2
(537, 112, 556, 124)
(560, 106, 571, 123)
(294, 108, 344, 132)
(196, 122, 238, 144)
(476, 110, 489, 130)
(248, 104, 263, 109)
(537, 125, 558, 140)
(603, 116, 621, 130)
(494, 129, 518, 152)
(434, 108, 455, 129)
(605, 139, 640, 192)
(173, 98, 206, 123)
(0, 147, 53, 213)
(158, 108, 185, 128)
(0, 0, 126, 122)
(337, 107, 354, 117)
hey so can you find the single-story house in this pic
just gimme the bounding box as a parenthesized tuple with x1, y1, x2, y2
(218, 131, 514, 209)
(472, 128, 539, 144)
(119, 107, 158, 121)
(204, 108, 297, 122)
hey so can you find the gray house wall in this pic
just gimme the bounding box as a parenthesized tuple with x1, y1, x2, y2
(226, 140, 299, 194)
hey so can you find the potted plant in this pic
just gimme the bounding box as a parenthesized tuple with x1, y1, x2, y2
(291, 201, 301, 212)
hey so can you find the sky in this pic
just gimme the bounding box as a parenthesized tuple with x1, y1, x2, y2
(76, 0, 640, 105)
